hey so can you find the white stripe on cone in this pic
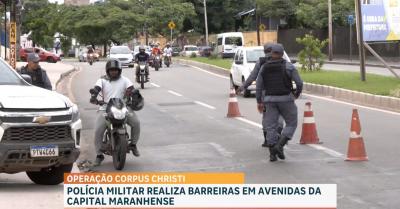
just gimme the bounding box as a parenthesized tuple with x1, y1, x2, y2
(229, 97, 238, 102)
(350, 131, 362, 138)
(303, 117, 316, 124)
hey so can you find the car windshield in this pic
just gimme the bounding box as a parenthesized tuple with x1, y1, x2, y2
(110, 47, 131, 54)
(246, 49, 265, 63)
(225, 37, 242, 46)
(0, 61, 25, 85)
(185, 47, 198, 51)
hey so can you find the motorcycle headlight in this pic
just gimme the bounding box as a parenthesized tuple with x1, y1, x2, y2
(111, 106, 128, 120)
(71, 104, 80, 122)
(140, 65, 145, 70)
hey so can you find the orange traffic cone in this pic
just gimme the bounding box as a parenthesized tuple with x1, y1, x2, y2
(300, 102, 321, 144)
(346, 109, 368, 161)
(226, 88, 242, 118)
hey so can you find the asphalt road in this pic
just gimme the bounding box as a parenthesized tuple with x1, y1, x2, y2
(1, 60, 400, 209)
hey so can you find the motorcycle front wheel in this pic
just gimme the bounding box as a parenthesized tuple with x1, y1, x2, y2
(112, 134, 127, 170)
(140, 74, 145, 89)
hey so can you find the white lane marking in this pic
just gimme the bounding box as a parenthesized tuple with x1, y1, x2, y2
(150, 82, 160, 87)
(235, 117, 263, 128)
(307, 144, 345, 158)
(168, 90, 183, 97)
(194, 101, 216, 110)
(187, 65, 230, 80)
(303, 93, 400, 116)
(235, 117, 345, 158)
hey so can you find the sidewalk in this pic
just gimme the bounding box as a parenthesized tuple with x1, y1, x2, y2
(16, 61, 76, 90)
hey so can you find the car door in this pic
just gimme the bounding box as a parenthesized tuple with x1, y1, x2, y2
(231, 50, 239, 83)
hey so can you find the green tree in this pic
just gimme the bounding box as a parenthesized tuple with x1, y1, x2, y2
(296, 34, 328, 71)
(256, 0, 296, 18)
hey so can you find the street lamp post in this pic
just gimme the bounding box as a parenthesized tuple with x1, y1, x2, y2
(203, 0, 208, 46)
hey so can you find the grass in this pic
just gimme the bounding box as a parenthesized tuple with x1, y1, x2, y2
(300, 70, 400, 96)
(179, 56, 400, 97)
(179, 56, 232, 70)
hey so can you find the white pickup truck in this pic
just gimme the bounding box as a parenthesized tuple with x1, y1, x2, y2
(0, 58, 81, 185)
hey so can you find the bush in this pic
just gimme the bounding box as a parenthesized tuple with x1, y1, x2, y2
(296, 34, 328, 72)
(190, 52, 197, 58)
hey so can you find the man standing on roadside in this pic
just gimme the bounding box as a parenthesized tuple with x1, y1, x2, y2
(18, 53, 52, 90)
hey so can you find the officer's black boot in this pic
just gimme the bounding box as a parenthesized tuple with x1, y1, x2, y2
(261, 131, 268, 147)
(268, 146, 277, 162)
(274, 135, 289, 160)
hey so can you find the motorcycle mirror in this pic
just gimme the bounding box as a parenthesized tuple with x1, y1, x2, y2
(89, 88, 96, 94)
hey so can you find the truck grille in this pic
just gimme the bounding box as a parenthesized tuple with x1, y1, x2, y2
(0, 115, 72, 123)
(2, 126, 72, 142)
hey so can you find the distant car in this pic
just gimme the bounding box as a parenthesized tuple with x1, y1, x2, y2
(180, 45, 200, 57)
(19, 47, 61, 63)
(109, 46, 134, 68)
(198, 46, 213, 57)
(171, 46, 181, 57)
(230, 46, 291, 97)
(67, 49, 76, 57)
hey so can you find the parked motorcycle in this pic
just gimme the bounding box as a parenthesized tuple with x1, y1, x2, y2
(136, 61, 149, 89)
(89, 89, 129, 170)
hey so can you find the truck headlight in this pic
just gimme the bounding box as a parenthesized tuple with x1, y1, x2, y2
(71, 104, 80, 122)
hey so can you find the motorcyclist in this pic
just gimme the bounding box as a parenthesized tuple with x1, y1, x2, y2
(151, 43, 162, 67)
(134, 46, 150, 82)
(163, 43, 173, 64)
(87, 46, 95, 62)
(90, 59, 141, 166)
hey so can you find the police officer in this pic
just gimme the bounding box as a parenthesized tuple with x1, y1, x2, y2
(238, 43, 284, 148)
(19, 53, 52, 90)
(255, 44, 303, 162)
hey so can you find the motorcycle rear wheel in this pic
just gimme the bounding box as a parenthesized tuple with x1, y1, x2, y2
(112, 134, 127, 170)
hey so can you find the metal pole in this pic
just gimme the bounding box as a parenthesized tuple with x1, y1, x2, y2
(355, 0, 366, 81)
(364, 42, 400, 78)
(203, 0, 208, 46)
(170, 28, 172, 43)
(349, 23, 352, 61)
(255, 3, 260, 46)
(4, 2, 7, 60)
(328, 0, 333, 60)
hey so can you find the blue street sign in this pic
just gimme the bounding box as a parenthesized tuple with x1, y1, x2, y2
(347, 15, 354, 25)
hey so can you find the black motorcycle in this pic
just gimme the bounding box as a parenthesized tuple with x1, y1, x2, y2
(136, 61, 149, 89)
(89, 89, 129, 170)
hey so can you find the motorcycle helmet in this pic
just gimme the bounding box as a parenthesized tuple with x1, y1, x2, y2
(139, 45, 146, 53)
(128, 89, 144, 111)
(105, 58, 122, 79)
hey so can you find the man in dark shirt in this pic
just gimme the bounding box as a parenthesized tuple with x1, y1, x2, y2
(19, 53, 52, 90)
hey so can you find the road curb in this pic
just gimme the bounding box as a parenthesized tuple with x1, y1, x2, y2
(176, 58, 400, 112)
(55, 66, 77, 90)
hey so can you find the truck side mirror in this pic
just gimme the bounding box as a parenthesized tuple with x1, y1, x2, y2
(21, 74, 32, 84)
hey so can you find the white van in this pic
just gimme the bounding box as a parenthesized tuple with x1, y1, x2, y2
(216, 32, 244, 58)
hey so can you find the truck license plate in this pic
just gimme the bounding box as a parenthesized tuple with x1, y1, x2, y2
(30, 145, 59, 157)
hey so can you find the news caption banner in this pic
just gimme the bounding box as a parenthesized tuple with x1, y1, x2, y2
(64, 173, 336, 209)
